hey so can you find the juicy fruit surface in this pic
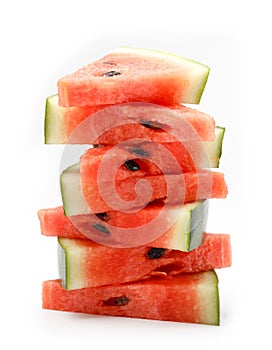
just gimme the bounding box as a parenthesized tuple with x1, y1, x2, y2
(57, 47, 210, 106)
(45, 94, 215, 144)
(60, 161, 227, 216)
(40, 47, 229, 326)
(80, 126, 224, 177)
(77, 163, 228, 213)
(42, 271, 219, 325)
(58, 233, 231, 289)
(38, 200, 208, 250)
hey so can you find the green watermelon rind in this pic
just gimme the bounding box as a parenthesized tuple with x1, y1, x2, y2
(169, 200, 208, 251)
(206, 126, 225, 168)
(114, 46, 210, 104)
(189, 199, 209, 250)
(57, 241, 67, 289)
(216, 127, 225, 160)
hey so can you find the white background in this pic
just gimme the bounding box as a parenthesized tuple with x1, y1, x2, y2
(1, 1, 271, 348)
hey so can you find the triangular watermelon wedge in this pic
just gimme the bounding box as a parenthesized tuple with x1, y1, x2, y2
(44, 94, 216, 144)
(57, 47, 210, 107)
(42, 271, 219, 325)
(57, 233, 231, 290)
(38, 200, 209, 250)
(60, 163, 228, 215)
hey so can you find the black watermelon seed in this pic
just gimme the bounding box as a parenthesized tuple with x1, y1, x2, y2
(140, 119, 164, 130)
(92, 223, 110, 235)
(103, 296, 130, 306)
(102, 62, 116, 65)
(147, 247, 166, 259)
(129, 147, 150, 158)
(124, 160, 140, 171)
(95, 212, 110, 222)
(103, 70, 121, 77)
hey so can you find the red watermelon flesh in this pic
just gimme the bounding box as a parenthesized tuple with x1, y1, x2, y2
(92, 103, 214, 146)
(38, 200, 208, 251)
(58, 233, 231, 289)
(57, 47, 210, 107)
(81, 141, 208, 176)
(42, 271, 219, 325)
(66, 102, 215, 146)
(79, 163, 228, 213)
(45, 94, 215, 144)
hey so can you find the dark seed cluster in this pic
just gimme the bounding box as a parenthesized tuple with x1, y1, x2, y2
(140, 119, 163, 130)
(95, 212, 110, 222)
(103, 71, 121, 77)
(103, 296, 130, 306)
(124, 160, 140, 171)
(147, 247, 166, 259)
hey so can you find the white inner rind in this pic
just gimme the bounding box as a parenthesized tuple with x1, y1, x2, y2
(60, 164, 90, 215)
(197, 270, 220, 325)
(45, 94, 66, 143)
(59, 238, 88, 290)
(170, 201, 205, 250)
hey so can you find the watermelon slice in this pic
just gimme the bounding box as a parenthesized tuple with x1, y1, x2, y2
(57, 47, 210, 107)
(42, 271, 219, 325)
(58, 233, 231, 290)
(91, 126, 225, 170)
(79, 129, 224, 182)
(38, 200, 208, 250)
(44, 94, 217, 144)
(61, 162, 228, 215)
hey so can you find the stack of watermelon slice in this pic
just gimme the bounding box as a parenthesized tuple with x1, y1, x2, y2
(39, 47, 231, 325)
